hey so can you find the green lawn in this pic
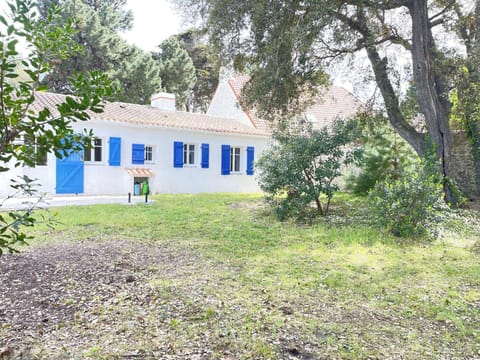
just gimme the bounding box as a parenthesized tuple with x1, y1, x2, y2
(2, 193, 480, 359)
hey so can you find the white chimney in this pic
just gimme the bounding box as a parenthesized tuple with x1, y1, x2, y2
(151, 92, 176, 111)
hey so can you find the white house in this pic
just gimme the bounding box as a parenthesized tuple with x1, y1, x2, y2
(0, 91, 268, 197)
(207, 73, 364, 189)
(1, 74, 363, 197)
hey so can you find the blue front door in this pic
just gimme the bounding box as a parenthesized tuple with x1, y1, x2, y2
(56, 149, 84, 194)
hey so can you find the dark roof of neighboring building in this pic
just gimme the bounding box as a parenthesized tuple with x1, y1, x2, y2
(32, 92, 268, 137)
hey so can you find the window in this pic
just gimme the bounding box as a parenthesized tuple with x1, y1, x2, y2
(222, 145, 255, 176)
(230, 146, 241, 172)
(183, 143, 196, 165)
(24, 135, 47, 166)
(84, 138, 103, 162)
(145, 145, 154, 162)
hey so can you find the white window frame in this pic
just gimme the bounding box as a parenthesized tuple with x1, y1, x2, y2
(84, 137, 104, 163)
(183, 143, 197, 166)
(230, 146, 242, 173)
(145, 145, 154, 163)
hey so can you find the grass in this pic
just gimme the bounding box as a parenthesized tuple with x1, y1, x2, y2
(8, 193, 480, 358)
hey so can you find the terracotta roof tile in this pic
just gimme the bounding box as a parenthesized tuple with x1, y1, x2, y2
(32, 92, 267, 137)
(227, 74, 364, 131)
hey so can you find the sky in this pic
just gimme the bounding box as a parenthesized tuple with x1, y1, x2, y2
(121, 0, 182, 52)
(0, 0, 182, 52)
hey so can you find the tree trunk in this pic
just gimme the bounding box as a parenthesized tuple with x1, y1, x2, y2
(350, 9, 426, 157)
(407, 0, 454, 200)
(364, 45, 425, 156)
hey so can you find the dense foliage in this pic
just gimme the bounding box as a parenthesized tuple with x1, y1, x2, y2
(346, 114, 415, 195)
(174, 0, 480, 199)
(369, 155, 448, 238)
(36, 0, 161, 105)
(452, 67, 480, 197)
(257, 118, 360, 220)
(175, 29, 221, 112)
(0, 0, 113, 254)
(153, 36, 196, 110)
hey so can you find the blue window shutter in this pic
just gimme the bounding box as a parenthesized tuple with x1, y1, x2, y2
(201, 143, 209, 168)
(173, 141, 183, 168)
(221, 145, 230, 175)
(132, 144, 145, 164)
(108, 137, 121, 166)
(246, 146, 254, 175)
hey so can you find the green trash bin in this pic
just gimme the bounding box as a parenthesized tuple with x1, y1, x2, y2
(142, 180, 149, 195)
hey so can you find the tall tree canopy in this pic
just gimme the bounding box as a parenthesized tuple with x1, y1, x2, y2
(38, 0, 133, 31)
(175, 0, 480, 199)
(154, 36, 197, 110)
(37, 0, 162, 104)
(176, 29, 221, 112)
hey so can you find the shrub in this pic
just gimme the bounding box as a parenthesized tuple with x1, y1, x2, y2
(346, 114, 415, 195)
(257, 117, 361, 221)
(369, 158, 448, 238)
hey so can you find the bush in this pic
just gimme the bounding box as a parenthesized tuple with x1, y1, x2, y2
(345, 114, 415, 195)
(257, 117, 361, 221)
(369, 158, 448, 238)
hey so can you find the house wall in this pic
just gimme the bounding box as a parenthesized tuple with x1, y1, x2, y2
(2, 119, 268, 196)
(207, 81, 254, 128)
(0, 160, 24, 197)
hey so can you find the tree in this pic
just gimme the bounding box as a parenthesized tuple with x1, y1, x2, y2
(176, 29, 221, 112)
(37, 0, 162, 104)
(173, 0, 479, 200)
(154, 36, 197, 110)
(38, 0, 134, 31)
(346, 113, 416, 195)
(257, 118, 360, 220)
(113, 47, 162, 104)
(0, 0, 113, 254)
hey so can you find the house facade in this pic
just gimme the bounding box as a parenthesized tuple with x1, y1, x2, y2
(0, 92, 268, 197)
(1, 74, 363, 197)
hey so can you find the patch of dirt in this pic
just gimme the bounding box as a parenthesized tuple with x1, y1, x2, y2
(1, 236, 477, 359)
(0, 240, 194, 355)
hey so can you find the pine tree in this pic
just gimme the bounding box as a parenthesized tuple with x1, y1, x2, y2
(38, 0, 162, 104)
(154, 36, 197, 110)
(176, 29, 220, 112)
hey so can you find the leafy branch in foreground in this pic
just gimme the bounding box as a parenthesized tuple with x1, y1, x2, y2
(0, 0, 114, 254)
(0, 176, 57, 255)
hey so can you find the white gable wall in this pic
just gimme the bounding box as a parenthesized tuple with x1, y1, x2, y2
(207, 81, 254, 128)
(7, 118, 267, 196)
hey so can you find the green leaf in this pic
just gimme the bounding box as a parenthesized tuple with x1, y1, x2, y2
(36, 84, 48, 92)
(7, 39, 18, 51)
(0, 15, 8, 26)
